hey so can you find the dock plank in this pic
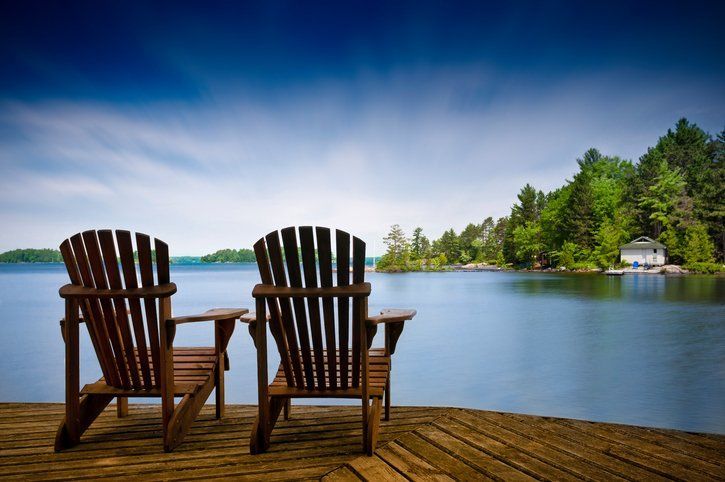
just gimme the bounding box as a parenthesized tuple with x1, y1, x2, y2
(0, 403, 722, 481)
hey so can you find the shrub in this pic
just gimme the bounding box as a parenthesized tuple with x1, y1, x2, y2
(683, 262, 724, 274)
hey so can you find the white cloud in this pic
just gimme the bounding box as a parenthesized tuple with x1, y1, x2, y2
(0, 67, 722, 254)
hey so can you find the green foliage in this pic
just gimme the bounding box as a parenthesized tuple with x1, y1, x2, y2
(638, 160, 686, 237)
(410, 227, 430, 260)
(132, 250, 156, 263)
(504, 185, 545, 263)
(377, 224, 446, 272)
(379, 119, 722, 273)
(200, 248, 256, 263)
(458, 223, 483, 261)
(433, 229, 461, 263)
(683, 223, 715, 264)
(593, 218, 628, 268)
(682, 262, 723, 274)
(377, 225, 412, 272)
(553, 241, 577, 268)
(170, 256, 201, 264)
(0, 248, 62, 263)
(383, 224, 409, 261)
(513, 222, 543, 266)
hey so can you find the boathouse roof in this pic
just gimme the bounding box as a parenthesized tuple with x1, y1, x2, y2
(619, 236, 666, 250)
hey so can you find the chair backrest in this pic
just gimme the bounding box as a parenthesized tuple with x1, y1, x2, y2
(253, 226, 367, 391)
(59, 230, 171, 391)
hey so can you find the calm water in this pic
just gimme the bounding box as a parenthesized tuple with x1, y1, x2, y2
(1, 264, 723, 433)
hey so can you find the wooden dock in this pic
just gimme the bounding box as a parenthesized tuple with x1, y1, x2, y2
(0, 403, 722, 480)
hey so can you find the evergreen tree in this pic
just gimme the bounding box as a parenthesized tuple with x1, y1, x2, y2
(377, 224, 410, 271)
(433, 229, 461, 263)
(410, 227, 429, 260)
(459, 223, 483, 261)
(382, 224, 408, 261)
(699, 130, 725, 260)
(505, 184, 545, 263)
(563, 169, 595, 249)
(638, 160, 686, 237)
(683, 223, 715, 264)
(593, 218, 628, 267)
(513, 222, 543, 266)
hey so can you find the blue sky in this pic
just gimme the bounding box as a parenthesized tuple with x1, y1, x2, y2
(1, 1, 723, 254)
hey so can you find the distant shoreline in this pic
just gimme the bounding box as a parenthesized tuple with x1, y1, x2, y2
(1, 260, 721, 276)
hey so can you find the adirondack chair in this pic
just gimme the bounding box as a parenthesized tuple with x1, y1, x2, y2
(55, 230, 248, 452)
(241, 226, 416, 455)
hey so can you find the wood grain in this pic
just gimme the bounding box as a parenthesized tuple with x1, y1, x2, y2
(5, 404, 721, 480)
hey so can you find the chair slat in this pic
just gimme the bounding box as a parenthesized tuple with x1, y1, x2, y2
(279, 228, 306, 388)
(136, 233, 161, 387)
(82, 230, 132, 389)
(299, 226, 326, 389)
(335, 230, 351, 389)
(155, 239, 170, 284)
(351, 236, 366, 388)
(69, 234, 121, 387)
(260, 232, 296, 387)
(60, 240, 112, 384)
(316, 227, 337, 389)
(280, 227, 315, 390)
(116, 231, 153, 389)
(98, 230, 141, 389)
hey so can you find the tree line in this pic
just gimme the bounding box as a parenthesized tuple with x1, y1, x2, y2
(200, 248, 256, 263)
(0, 249, 63, 263)
(377, 119, 724, 273)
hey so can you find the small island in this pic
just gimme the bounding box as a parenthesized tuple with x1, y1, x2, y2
(200, 248, 256, 263)
(0, 248, 62, 263)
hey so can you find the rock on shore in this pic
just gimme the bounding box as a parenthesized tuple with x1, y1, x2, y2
(660, 264, 689, 274)
(458, 263, 503, 271)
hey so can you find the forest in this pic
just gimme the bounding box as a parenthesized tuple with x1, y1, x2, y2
(0, 249, 63, 263)
(377, 119, 724, 274)
(200, 248, 256, 263)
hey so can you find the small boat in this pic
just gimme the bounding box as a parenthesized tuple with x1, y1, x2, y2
(605, 269, 624, 276)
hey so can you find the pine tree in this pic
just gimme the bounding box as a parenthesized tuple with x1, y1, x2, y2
(683, 223, 715, 264)
(638, 160, 686, 237)
(382, 224, 408, 261)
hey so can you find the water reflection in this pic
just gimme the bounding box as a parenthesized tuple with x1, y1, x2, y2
(507, 272, 724, 303)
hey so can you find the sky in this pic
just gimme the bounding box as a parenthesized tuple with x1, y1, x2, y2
(1, 1, 723, 255)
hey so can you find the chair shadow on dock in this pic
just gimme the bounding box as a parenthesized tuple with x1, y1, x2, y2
(1, 402, 723, 481)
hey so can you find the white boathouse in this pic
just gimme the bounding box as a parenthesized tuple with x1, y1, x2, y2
(619, 236, 667, 266)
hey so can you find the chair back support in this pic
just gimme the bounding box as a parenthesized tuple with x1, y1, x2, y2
(59, 230, 170, 391)
(253, 226, 367, 390)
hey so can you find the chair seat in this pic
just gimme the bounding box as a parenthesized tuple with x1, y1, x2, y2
(81, 347, 218, 397)
(269, 348, 390, 398)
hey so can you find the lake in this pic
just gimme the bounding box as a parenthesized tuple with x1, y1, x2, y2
(0, 263, 723, 434)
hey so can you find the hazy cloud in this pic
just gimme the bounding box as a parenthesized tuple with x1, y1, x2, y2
(0, 67, 723, 254)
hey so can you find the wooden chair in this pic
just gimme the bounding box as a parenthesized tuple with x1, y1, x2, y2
(55, 230, 248, 452)
(241, 226, 416, 455)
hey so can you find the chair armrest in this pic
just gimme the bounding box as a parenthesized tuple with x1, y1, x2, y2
(60, 316, 85, 325)
(252, 282, 371, 298)
(167, 308, 249, 325)
(239, 311, 270, 324)
(59, 282, 177, 299)
(367, 308, 417, 325)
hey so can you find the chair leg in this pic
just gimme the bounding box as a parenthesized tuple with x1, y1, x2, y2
(215, 362, 225, 419)
(55, 400, 80, 451)
(250, 397, 286, 454)
(55, 394, 113, 451)
(164, 375, 216, 452)
(283, 398, 291, 421)
(117, 397, 128, 418)
(385, 378, 391, 421)
(365, 398, 382, 456)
